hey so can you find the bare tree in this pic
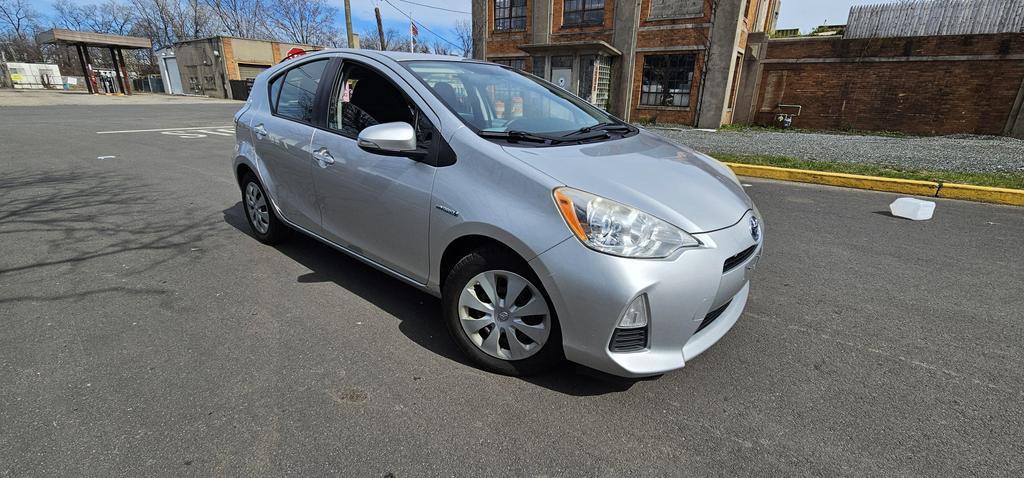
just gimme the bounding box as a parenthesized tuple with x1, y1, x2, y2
(86, 0, 137, 35)
(204, 0, 270, 39)
(269, 0, 341, 46)
(52, 0, 90, 31)
(0, 0, 37, 41)
(454, 18, 472, 58)
(359, 26, 402, 51)
(130, 0, 217, 49)
(0, 0, 40, 61)
(430, 40, 451, 56)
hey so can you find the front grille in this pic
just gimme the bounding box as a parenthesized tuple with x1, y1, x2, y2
(609, 327, 648, 352)
(696, 301, 731, 334)
(723, 245, 757, 272)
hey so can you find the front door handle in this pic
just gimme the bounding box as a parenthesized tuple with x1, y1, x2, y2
(253, 124, 268, 139)
(313, 147, 335, 167)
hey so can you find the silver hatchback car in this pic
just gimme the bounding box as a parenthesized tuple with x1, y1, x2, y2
(233, 50, 763, 378)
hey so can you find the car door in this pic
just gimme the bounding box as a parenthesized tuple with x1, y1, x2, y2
(310, 58, 437, 283)
(250, 57, 331, 233)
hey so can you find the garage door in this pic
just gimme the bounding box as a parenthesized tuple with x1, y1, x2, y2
(237, 64, 269, 79)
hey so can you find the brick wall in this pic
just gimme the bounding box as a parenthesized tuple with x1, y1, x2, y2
(629, 51, 706, 125)
(486, 0, 532, 62)
(630, 0, 712, 124)
(747, 33, 1024, 135)
(221, 38, 239, 81)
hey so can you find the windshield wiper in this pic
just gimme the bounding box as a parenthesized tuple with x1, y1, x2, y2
(562, 122, 634, 137)
(478, 130, 552, 143)
(480, 128, 612, 145)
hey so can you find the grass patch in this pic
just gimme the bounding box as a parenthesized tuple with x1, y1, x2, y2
(711, 153, 1024, 190)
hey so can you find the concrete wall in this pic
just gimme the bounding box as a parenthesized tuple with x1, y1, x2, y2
(735, 33, 1024, 137)
(172, 38, 229, 98)
(472, 0, 488, 60)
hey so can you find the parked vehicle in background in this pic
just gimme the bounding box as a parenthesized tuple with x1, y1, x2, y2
(232, 50, 764, 377)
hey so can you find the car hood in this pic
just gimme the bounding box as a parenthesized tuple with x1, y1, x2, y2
(502, 130, 752, 233)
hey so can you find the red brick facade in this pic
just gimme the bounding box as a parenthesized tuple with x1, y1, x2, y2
(475, 0, 774, 124)
(485, 0, 532, 65)
(746, 33, 1024, 135)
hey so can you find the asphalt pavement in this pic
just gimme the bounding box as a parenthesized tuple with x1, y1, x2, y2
(1, 102, 1022, 476)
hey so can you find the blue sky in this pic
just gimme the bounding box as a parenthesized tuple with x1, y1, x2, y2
(36, 0, 879, 46)
(776, 0, 882, 32)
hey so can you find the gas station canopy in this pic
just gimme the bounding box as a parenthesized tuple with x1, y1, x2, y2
(36, 29, 152, 50)
(36, 29, 153, 95)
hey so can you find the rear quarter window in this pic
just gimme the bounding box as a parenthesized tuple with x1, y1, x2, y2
(271, 59, 329, 123)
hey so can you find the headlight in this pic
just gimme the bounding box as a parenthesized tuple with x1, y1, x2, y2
(553, 187, 701, 258)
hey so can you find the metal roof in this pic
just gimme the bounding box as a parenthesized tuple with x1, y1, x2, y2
(36, 29, 152, 49)
(317, 49, 474, 62)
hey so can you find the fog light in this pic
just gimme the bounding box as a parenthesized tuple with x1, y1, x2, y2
(618, 294, 649, 329)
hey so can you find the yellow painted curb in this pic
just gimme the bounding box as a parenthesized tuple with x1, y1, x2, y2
(936, 183, 1024, 206)
(725, 163, 940, 196)
(724, 162, 1024, 207)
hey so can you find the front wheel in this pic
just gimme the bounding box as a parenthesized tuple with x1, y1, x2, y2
(442, 247, 562, 376)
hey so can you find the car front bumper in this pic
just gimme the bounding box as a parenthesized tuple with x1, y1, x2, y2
(529, 209, 763, 378)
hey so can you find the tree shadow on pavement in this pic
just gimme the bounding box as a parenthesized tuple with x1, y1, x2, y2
(0, 168, 220, 304)
(222, 202, 639, 396)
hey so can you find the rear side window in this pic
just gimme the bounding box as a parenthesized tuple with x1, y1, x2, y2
(271, 59, 328, 123)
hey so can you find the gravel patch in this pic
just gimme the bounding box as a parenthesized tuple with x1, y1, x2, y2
(647, 127, 1024, 174)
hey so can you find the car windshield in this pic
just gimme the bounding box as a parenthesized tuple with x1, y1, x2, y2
(403, 60, 619, 137)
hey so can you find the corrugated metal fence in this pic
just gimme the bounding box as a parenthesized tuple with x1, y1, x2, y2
(846, 0, 1024, 39)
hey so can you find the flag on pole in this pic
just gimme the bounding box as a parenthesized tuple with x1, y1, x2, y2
(410, 20, 418, 52)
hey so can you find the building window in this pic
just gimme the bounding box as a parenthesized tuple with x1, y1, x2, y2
(579, 54, 596, 102)
(494, 0, 527, 31)
(532, 56, 546, 79)
(491, 58, 526, 70)
(640, 54, 695, 108)
(563, 0, 604, 26)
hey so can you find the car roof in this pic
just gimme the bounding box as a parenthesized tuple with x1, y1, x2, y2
(316, 49, 477, 63)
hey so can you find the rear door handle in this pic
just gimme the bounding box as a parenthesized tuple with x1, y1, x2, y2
(313, 147, 335, 167)
(253, 124, 268, 139)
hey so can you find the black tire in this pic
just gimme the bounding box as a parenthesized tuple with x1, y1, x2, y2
(240, 172, 290, 245)
(442, 246, 563, 376)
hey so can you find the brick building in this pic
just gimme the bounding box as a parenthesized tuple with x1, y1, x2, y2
(471, 0, 781, 126)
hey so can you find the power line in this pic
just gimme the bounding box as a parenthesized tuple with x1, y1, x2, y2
(394, 0, 470, 14)
(380, 0, 463, 50)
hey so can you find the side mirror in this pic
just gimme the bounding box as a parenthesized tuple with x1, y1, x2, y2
(357, 122, 420, 157)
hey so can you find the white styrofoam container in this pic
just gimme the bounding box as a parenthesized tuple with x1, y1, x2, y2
(890, 197, 935, 221)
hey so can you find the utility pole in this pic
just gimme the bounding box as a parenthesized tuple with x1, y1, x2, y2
(375, 7, 387, 51)
(344, 0, 355, 48)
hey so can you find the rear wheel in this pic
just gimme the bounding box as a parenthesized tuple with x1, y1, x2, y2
(241, 172, 290, 245)
(442, 247, 562, 376)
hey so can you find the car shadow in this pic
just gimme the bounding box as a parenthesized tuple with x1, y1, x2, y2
(223, 203, 639, 396)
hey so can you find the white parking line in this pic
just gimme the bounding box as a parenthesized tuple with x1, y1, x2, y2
(160, 129, 235, 139)
(96, 126, 233, 134)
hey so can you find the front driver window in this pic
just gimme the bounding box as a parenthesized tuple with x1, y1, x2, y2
(328, 62, 433, 150)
